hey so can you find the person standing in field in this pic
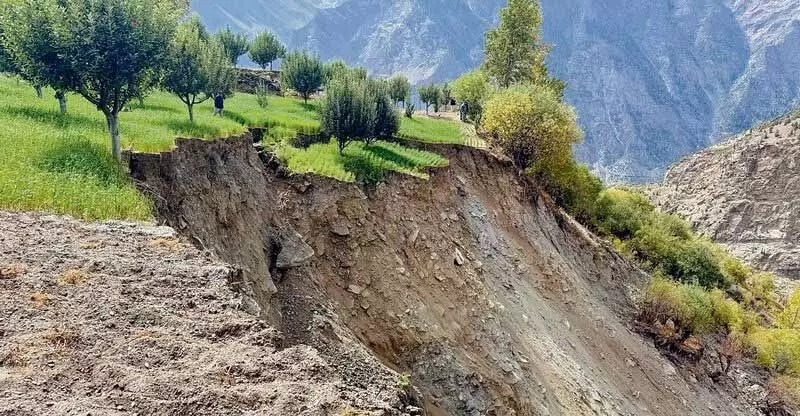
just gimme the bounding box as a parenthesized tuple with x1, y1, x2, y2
(214, 93, 224, 116)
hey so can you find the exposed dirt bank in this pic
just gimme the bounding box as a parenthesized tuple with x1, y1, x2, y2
(130, 134, 770, 415)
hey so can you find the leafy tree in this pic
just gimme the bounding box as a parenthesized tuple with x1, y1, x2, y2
(441, 82, 452, 112)
(388, 75, 411, 107)
(164, 17, 236, 121)
(483, 0, 553, 89)
(323, 60, 367, 84)
(0, 0, 61, 102)
(248, 31, 286, 70)
(215, 26, 249, 66)
(482, 83, 581, 170)
(452, 70, 489, 122)
(324, 60, 348, 83)
(417, 84, 441, 115)
(320, 72, 376, 154)
(2, 0, 183, 159)
(280, 50, 324, 103)
(369, 79, 399, 143)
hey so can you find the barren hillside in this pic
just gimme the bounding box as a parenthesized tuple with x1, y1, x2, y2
(124, 134, 772, 415)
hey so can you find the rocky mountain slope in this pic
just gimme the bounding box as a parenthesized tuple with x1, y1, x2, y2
(649, 111, 800, 283)
(121, 134, 776, 415)
(191, 0, 800, 182)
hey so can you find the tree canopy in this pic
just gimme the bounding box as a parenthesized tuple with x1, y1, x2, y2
(280, 51, 324, 103)
(388, 75, 411, 107)
(215, 26, 250, 66)
(164, 16, 236, 121)
(417, 84, 441, 114)
(483, 0, 549, 89)
(1, 0, 185, 159)
(248, 31, 286, 70)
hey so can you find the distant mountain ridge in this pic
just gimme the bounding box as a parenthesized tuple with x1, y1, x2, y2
(190, 0, 800, 182)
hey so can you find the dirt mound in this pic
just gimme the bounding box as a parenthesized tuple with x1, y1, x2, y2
(131, 134, 771, 415)
(0, 211, 411, 415)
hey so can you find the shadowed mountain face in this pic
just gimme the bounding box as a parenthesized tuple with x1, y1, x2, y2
(191, 0, 800, 182)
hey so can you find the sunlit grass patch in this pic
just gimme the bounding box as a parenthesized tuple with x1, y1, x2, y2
(398, 115, 465, 145)
(277, 139, 448, 183)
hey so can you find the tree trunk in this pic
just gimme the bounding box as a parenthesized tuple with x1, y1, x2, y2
(270, 61, 273, 71)
(188, 103, 194, 122)
(57, 94, 67, 115)
(34, 85, 43, 98)
(138, 96, 144, 107)
(105, 112, 122, 161)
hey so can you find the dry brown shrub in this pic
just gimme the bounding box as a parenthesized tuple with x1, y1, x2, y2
(44, 326, 81, 349)
(149, 238, 184, 252)
(0, 263, 26, 278)
(30, 292, 50, 306)
(57, 269, 90, 285)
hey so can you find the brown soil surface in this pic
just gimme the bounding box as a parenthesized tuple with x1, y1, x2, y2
(0, 211, 410, 415)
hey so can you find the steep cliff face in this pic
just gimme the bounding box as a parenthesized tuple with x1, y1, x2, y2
(649, 111, 800, 283)
(192, 0, 800, 182)
(130, 135, 768, 415)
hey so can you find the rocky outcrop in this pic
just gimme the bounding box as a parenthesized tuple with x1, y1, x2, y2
(649, 111, 800, 281)
(235, 68, 280, 94)
(194, 0, 800, 182)
(130, 134, 769, 415)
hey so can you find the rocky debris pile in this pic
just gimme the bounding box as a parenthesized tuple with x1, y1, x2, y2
(649, 111, 800, 285)
(235, 68, 280, 94)
(0, 211, 410, 415)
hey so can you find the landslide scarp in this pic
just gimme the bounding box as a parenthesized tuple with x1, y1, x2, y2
(130, 133, 767, 415)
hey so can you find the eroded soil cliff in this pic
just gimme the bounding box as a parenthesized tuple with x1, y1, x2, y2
(130, 135, 769, 415)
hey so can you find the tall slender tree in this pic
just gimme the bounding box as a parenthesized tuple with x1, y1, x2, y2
(483, 0, 548, 88)
(388, 75, 411, 108)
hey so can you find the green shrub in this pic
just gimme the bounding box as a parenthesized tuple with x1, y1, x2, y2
(483, 83, 581, 170)
(537, 160, 603, 223)
(642, 275, 748, 336)
(255, 82, 270, 108)
(593, 188, 655, 239)
(721, 256, 752, 286)
(780, 288, 800, 330)
(404, 103, 414, 119)
(748, 328, 800, 375)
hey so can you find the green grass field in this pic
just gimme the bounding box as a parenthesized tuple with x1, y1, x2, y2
(0, 75, 472, 220)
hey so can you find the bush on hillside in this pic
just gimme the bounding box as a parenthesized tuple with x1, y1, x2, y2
(482, 83, 581, 172)
(537, 160, 603, 224)
(641, 274, 750, 336)
(593, 188, 655, 238)
(748, 328, 800, 375)
(780, 289, 800, 330)
(404, 102, 415, 118)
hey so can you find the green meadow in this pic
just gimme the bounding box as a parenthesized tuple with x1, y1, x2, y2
(0, 76, 472, 220)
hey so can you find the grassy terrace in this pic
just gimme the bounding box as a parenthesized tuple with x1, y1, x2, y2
(0, 76, 471, 220)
